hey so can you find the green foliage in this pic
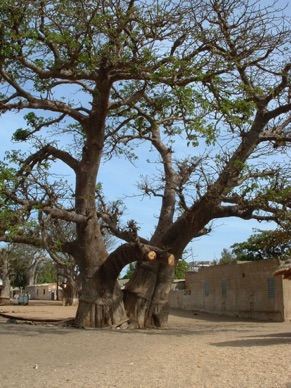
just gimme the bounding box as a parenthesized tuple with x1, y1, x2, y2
(217, 248, 237, 265)
(121, 262, 136, 279)
(230, 229, 291, 261)
(37, 261, 58, 284)
(10, 263, 28, 288)
(174, 259, 190, 279)
(12, 129, 31, 141)
(0, 244, 47, 288)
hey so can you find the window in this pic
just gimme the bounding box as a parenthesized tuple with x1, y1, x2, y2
(221, 279, 227, 297)
(267, 277, 276, 300)
(43, 289, 46, 295)
(204, 280, 209, 296)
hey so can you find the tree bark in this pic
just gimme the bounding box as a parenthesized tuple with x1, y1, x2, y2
(123, 261, 160, 328)
(73, 242, 175, 328)
(0, 253, 11, 304)
(123, 211, 210, 328)
(62, 278, 79, 306)
(27, 258, 42, 287)
(75, 277, 128, 328)
(123, 260, 176, 328)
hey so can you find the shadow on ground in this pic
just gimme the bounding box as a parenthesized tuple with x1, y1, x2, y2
(211, 331, 291, 347)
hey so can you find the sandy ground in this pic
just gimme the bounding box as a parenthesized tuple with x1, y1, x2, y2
(0, 301, 291, 388)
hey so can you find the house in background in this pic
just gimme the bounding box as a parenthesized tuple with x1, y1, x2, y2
(169, 258, 291, 322)
(26, 283, 63, 301)
(187, 261, 211, 272)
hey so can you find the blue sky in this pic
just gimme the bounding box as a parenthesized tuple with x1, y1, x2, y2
(1, 111, 277, 263)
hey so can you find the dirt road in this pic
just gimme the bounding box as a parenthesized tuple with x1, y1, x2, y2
(0, 301, 290, 388)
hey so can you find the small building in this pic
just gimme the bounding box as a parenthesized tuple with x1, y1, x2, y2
(26, 283, 63, 301)
(169, 258, 291, 322)
(187, 261, 212, 272)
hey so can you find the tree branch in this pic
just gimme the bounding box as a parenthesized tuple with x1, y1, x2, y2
(100, 242, 175, 285)
(18, 145, 79, 173)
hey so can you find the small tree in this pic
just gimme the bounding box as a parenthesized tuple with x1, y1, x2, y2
(217, 248, 237, 265)
(231, 229, 291, 261)
(174, 259, 190, 279)
(0, 244, 46, 298)
(122, 263, 136, 280)
(9, 244, 47, 287)
(36, 260, 58, 284)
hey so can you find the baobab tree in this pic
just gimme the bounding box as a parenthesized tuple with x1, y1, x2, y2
(0, 0, 290, 328)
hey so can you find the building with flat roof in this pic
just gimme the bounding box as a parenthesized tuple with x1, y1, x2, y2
(26, 283, 63, 301)
(169, 258, 291, 322)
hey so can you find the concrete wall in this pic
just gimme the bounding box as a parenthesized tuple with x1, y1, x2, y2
(282, 278, 291, 320)
(169, 259, 290, 322)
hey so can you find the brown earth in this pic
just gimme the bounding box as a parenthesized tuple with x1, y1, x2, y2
(0, 300, 290, 388)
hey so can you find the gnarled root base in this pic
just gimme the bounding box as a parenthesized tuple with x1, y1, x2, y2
(123, 290, 150, 328)
(123, 290, 169, 329)
(74, 299, 128, 328)
(146, 302, 169, 328)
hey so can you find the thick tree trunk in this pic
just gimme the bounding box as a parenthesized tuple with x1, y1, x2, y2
(0, 254, 11, 304)
(123, 262, 175, 328)
(145, 265, 175, 328)
(123, 262, 159, 328)
(123, 227, 189, 328)
(126, 212, 211, 328)
(74, 276, 128, 328)
(73, 243, 175, 328)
